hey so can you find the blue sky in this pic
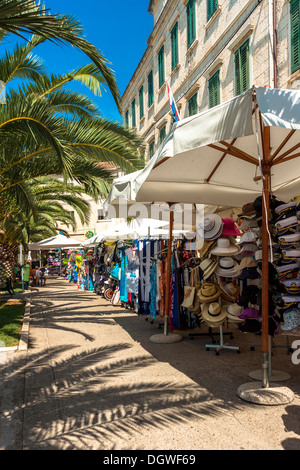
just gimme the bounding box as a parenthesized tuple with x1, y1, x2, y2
(4, 0, 154, 122)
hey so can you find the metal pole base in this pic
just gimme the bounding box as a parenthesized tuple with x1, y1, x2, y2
(149, 333, 183, 344)
(249, 369, 291, 382)
(237, 382, 294, 405)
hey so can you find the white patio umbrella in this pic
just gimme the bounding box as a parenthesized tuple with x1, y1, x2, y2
(28, 234, 82, 250)
(135, 86, 300, 392)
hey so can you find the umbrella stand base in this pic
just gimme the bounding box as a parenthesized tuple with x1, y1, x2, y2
(149, 333, 183, 344)
(237, 382, 294, 405)
(249, 369, 291, 382)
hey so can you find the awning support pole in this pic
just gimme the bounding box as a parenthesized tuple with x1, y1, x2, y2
(261, 125, 271, 388)
(164, 205, 174, 336)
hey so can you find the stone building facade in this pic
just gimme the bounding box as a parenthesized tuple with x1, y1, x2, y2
(121, 0, 300, 160)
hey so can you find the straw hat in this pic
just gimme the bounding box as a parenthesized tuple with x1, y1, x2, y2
(209, 237, 240, 256)
(226, 303, 244, 323)
(199, 258, 218, 280)
(239, 257, 257, 269)
(196, 239, 216, 258)
(215, 257, 241, 278)
(201, 302, 228, 325)
(197, 282, 221, 303)
(220, 282, 240, 302)
(197, 214, 224, 241)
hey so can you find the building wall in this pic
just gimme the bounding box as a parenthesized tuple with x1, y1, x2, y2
(121, 0, 300, 160)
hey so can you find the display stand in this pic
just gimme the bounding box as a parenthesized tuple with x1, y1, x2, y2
(205, 324, 240, 355)
(189, 326, 234, 343)
(249, 335, 291, 382)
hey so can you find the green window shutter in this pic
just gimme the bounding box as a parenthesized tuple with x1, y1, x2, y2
(188, 92, 198, 116)
(158, 45, 165, 89)
(291, 0, 300, 74)
(125, 110, 129, 127)
(207, 0, 218, 21)
(208, 69, 220, 108)
(149, 140, 155, 158)
(148, 70, 154, 108)
(171, 22, 179, 70)
(187, 0, 196, 49)
(139, 86, 144, 119)
(131, 99, 136, 127)
(234, 39, 250, 96)
(159, 125, 166, 144)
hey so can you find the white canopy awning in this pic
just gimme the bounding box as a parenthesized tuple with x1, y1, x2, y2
(28, 234, 82, 250)
(135, 87, 300, 206)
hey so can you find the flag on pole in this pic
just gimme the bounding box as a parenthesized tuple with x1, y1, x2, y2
(166, 81, 180, 122)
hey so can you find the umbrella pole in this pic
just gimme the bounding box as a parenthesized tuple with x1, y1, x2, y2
(261, 125, 270, 388)
(164, 206, 174, 336)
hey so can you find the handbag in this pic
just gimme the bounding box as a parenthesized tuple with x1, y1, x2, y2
(181, 269, 195, 309)
(187, 268, 201, 314)
(111, 287, 121, 306)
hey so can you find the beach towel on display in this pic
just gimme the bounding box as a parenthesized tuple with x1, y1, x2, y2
(120, 248, 128, 303)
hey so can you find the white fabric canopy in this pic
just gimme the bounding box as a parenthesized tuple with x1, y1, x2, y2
(135, 87, 300, 206)
(28, 234, 82, 250)
(82, 218, 186, 246)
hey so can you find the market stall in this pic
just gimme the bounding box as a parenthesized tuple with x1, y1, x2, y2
(133, 86, 300, 398)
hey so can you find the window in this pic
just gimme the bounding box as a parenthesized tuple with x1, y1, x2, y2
(148, 70, 154, 108)
(207, 0, 218, 22)
(124, 110, 129, 127)
(188, 92, 198, 116)
(139, 85, 144, 119)
(291, 0, 300, 74)
(97, 209, 105, 221)
(187, 0, 196, 49)
(171, 22, 179, 70)
(158, 45, 165, 89)
(149, 140, 155, 158)
(208, 69, 220, 108)
(131, 98, 136, 127)
(234, 39, 250, 96)
(159, 125, 166, 144)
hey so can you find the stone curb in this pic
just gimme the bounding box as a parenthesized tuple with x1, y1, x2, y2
(0, 300, 30, 352)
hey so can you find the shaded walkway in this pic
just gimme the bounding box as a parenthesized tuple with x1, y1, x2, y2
(1, 277, 300, 450)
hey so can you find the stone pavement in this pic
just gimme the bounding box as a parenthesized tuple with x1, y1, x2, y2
(1, 277, 300, 450)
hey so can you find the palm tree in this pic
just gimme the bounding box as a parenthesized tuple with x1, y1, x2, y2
(0, 33, 145, 286)
(0, 0, 121, 110)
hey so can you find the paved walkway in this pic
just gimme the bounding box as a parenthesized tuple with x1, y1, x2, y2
(1, 277, 300, 450)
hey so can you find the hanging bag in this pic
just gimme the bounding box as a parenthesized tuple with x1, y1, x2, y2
(187, 268, 201, 314)
(181, 269, 196, 309)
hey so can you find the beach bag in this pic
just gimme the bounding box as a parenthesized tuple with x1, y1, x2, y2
(187, 268, 201, 314)
(110, 263, 121, 280)
(111, 287, 121, 306)
(181, 269, 196, 309)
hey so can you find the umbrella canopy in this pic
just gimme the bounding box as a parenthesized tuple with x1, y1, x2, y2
(134, 86, 300, 387)
(82, 218, 185, 246)
(135, 87, 300, 206)
(28, 234, 82, 250)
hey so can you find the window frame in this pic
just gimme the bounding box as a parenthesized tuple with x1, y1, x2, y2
(158, 45, 165, 89)
(234, 38, 250, 96)
(187, 0, 196, 49)
(139, 85, 144, 120)
(131, 98, 136, 128)
(291, 0, 300, 74)
(171, 21, 179, 71)
(188, 92, 198, 116)
(208, 69, 220, 108)
(148, 70, 154, 108)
